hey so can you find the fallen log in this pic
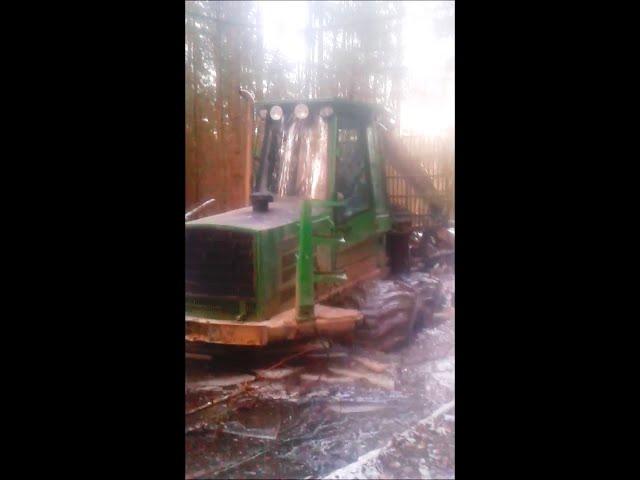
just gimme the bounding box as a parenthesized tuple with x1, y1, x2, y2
(327, 367, 394, 390)
(352, 356, 389, 373)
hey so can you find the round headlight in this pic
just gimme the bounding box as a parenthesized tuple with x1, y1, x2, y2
(269, 105, 283, 121)
(294, 103, 309, 120)
(258, 109, 268, 120)
(319, 106, 334, 118)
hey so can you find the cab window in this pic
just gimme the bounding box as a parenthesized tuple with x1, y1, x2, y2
(335, 115, 371, 221)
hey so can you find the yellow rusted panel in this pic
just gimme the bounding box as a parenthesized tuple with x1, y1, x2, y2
(185, 305, 362, 347)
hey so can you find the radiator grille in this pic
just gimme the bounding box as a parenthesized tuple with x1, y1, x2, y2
(185, 228, 255, 300)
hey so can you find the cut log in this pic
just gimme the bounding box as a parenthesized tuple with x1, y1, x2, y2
(328, 366, 394, 390)
(300, 373, 355, 385)
(352, 356, 389, 373)
(253, 367, 303, 380)
(186, 373, 255, 390)
(328, 403, 388, 414)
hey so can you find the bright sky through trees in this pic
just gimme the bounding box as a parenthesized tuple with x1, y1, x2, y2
(260, 1, 454, 138)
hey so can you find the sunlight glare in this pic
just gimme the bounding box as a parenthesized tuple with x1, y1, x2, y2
(258, 0, 454, 139)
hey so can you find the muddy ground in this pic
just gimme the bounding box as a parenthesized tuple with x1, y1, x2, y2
(186, 269, 454, 479)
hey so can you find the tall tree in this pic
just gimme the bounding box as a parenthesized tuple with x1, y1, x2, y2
(185, 0, 408, 211)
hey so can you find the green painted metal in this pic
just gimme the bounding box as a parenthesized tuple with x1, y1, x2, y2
(238, 204, 336, 321)
(312, 233, 346, 246)
(326, 115, 340, 274)
(295, 199, 347, 322)
(186, 99, 394, 325)
(296, 200, 315, 321)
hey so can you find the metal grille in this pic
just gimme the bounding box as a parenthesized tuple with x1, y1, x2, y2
(185, 228, 255, 300)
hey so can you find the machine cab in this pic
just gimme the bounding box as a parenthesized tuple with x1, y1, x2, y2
(252, 98, 391, 237)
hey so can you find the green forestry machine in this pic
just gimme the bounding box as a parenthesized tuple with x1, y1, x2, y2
(186, 94, 447, 351)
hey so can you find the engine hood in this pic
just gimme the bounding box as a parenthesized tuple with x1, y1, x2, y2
(186, 196, 329, 233)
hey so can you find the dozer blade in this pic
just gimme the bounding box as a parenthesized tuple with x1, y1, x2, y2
(185, 304, 363, 348)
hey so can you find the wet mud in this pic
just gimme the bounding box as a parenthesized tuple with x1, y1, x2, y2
(186, 267, 454, 479)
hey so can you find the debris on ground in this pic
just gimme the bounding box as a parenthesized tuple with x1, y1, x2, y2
(327, 403, 389, 414)
(187, 373, 256, 391)
(299, 373, 356, 385)
(185, 263, 454, 479)
(352, 356, 389, 373)
(306, 351, 349, 359)
(323, 401, 455, 479)
(253, 367, 303, 380)
(327, 366, 395, 390)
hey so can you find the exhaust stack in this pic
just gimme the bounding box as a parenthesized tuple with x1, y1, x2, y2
(239, 88, 255, 206)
